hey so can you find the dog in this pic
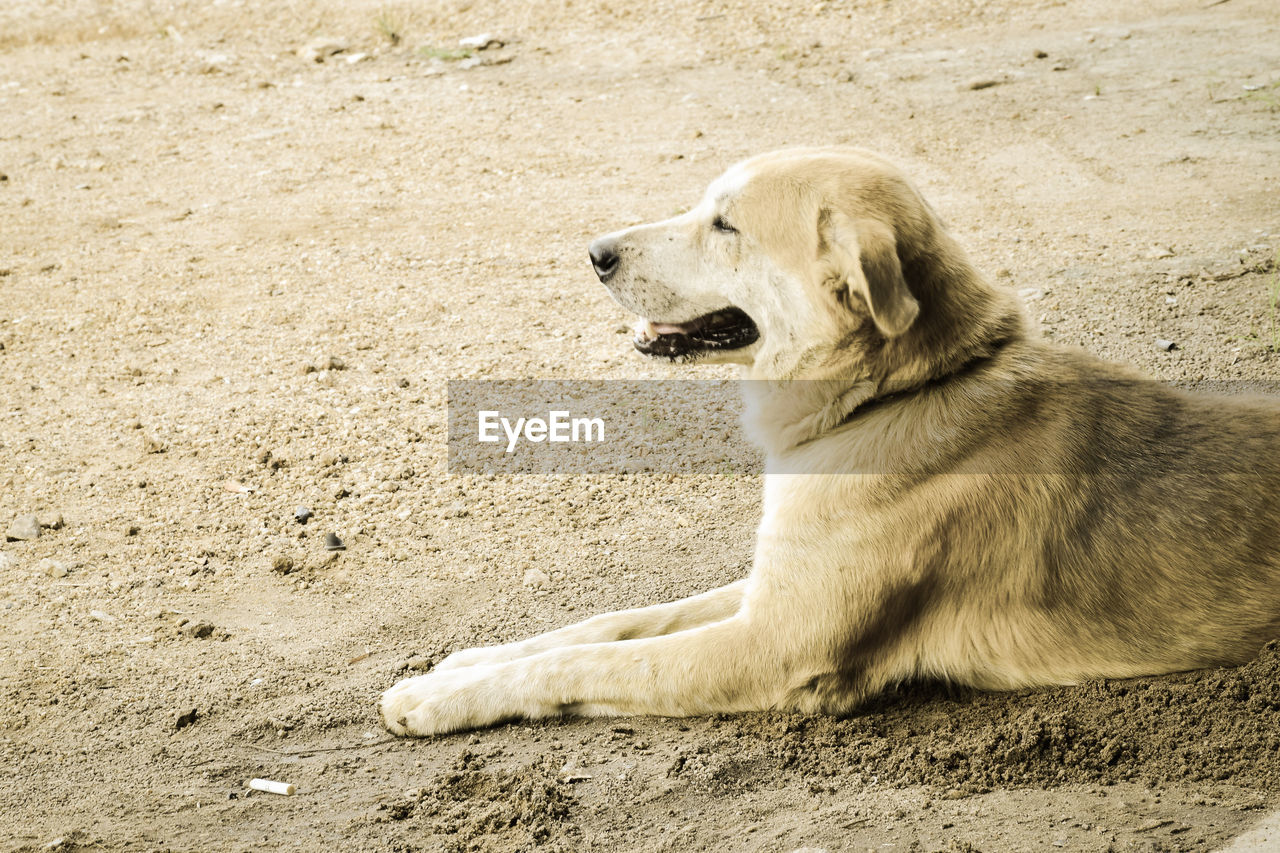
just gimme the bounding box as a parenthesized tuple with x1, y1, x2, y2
(380, 146, 1280, 736)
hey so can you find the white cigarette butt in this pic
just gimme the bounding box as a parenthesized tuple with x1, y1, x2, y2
(247, 778, 296, 796)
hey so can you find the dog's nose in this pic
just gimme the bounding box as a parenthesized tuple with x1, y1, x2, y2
(588, 238, 620, 283)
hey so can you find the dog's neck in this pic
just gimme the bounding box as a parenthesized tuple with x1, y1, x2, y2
(882, 235, 1028, 397)
(741, 240, 1027, 455)
(739, 377, 879, 454)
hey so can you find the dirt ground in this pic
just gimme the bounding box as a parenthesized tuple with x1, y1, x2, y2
(2, 0, 1279, 850)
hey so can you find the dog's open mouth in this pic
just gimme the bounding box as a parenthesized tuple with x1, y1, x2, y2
(632, 307, 760, 359)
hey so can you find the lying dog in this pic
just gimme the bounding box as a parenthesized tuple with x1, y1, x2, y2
(380, 147, 1280, 736)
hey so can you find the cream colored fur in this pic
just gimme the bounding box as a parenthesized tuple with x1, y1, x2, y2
(380, 147, 1280, 736)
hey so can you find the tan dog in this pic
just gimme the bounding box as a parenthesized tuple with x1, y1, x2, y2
(380, 147, 1280, 736)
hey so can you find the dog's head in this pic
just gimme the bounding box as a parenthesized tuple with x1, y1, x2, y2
(589, 147, 1020, 385)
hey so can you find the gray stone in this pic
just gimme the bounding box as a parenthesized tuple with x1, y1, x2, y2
(40, 559, 68, 578)
(6, 514, 40, 541)
(182, 621, 215, 639)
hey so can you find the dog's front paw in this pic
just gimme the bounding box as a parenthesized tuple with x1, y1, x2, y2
(379, 665, 525, 736)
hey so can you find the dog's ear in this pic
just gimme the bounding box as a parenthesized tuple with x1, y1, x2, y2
(819, 208, 920, 338)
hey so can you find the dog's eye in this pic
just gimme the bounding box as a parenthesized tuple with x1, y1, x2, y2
(712, 216, 737, 234)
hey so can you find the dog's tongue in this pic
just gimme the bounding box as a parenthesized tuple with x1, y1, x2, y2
(636, 319, 691, 340)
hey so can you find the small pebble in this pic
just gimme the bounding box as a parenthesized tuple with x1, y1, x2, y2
(459, 33, 504, 50)
(294, 505, 313, 524)
(41, 559, 68, 578)
(6, 514, 41, 541)
(317, 451, 345, 467)
(324, 532, 346, 551)
(440, 501, 469, 519)
(522, 567, 550, 587)
(195, 52, 232, 74)
(174, 708, 199, 729)
(966, 77, 1002, 90)
(270, 556, 296, 575)
(1156, 338, 1177, 351)
(404, 655, 432, 672)
(297, 37, 349, 63)
(182, 621, 215, 638)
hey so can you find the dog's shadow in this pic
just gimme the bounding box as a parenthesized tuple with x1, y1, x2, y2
(655, 645, 1280, 792)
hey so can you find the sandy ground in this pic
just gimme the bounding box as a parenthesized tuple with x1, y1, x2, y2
(2, 0, 1279, 850)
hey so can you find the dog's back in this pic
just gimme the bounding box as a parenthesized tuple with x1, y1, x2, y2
(812, 340, 1280, 696)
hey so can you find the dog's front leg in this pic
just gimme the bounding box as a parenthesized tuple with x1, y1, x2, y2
(431, 580, 747, 671)
(380, 614, 789, 736)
